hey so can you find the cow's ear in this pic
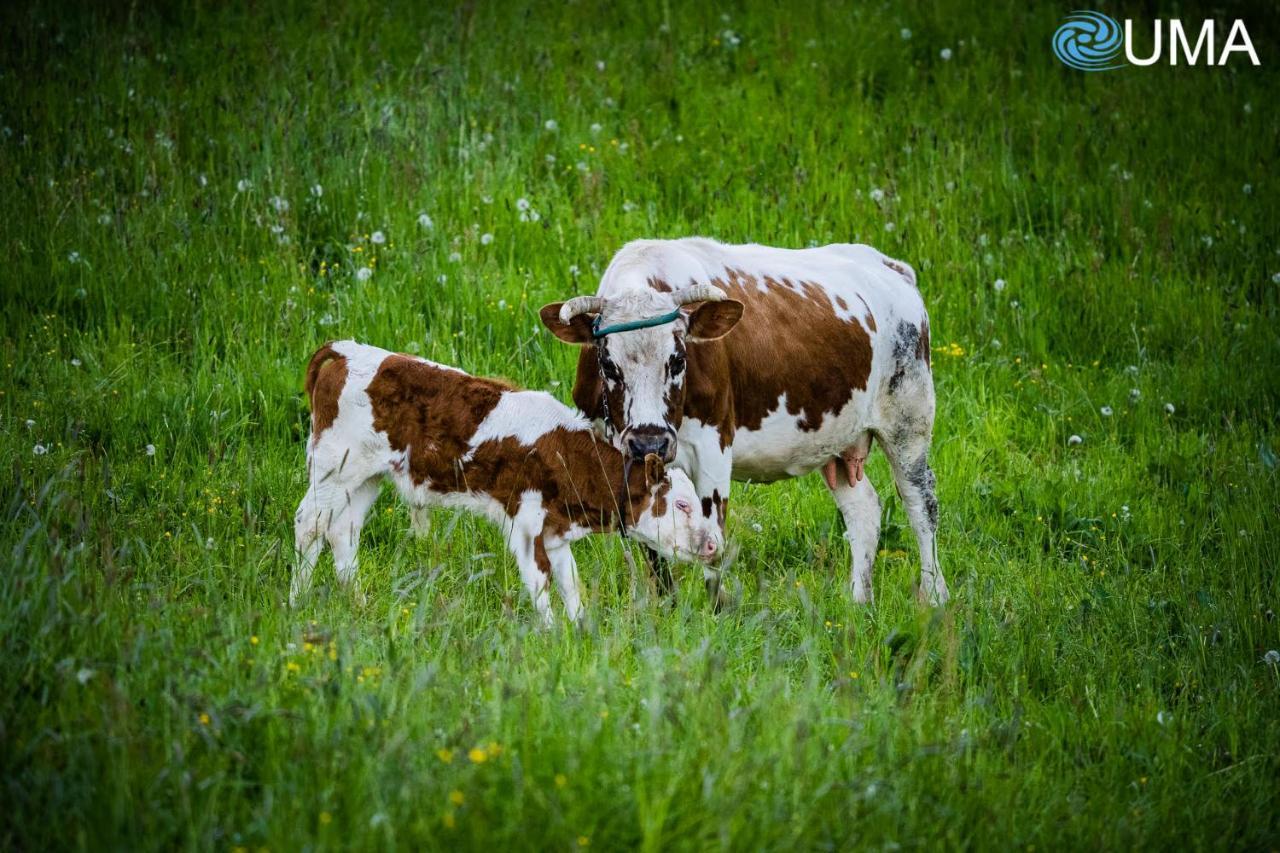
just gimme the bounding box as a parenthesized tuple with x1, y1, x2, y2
(540, 303, 596, 344)
(686, 300, 744, 341)
(643, 453, 666, 487)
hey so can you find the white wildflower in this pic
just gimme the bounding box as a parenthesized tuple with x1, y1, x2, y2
(70, 358, 81, 367)
(544, 119, 559, 132)
(940, 48, 953, 60)
(418, 212, 434, 229)
(944, 180, 956, 192)
(25, 419, 35, 429)
(993, 278, 1006, 292)
(448, 251, 462, 263)
(33, 443, 48, 455)
(269, 195, 289, 213)
(622, 200, 637, 213)
(1129, 388, 1141, 402)
(76, 668, 95, 685)
(569, 264, 580, 277)
(751, 522, 763, 533)
(1164, 403, 1175, 414)
(1243, 184, 1253, 195)
(900, 28, 912, 40)
(576, 161, 588, 172)
(545, 153, 557, 164)
(1263, 650, 1280, 665)
(884, 222, 896, 232)
(371, 230, 386, 245)
(1157, 711, 1170, 725)
(480, 232, 494, 245)
(595, 60, 606, 71)
(67, 251, 81, 264)
(1244, 102, 1253, 114)
(516, 198, 531, 212)
(205, 537, 215, 550)
(869, 187, 885, 202)
(1068, 435, 1083, 447)
(1100, 406, 1113, 417)
(356, 266, 373, 282)
(98, 213, 112, 225)
(1271, 272, 1279, 284)
(145, 444, 156, 456)
(236, 178, 252, 192)
(590, 122, 602, 135)
(437, 274, 448, 284)
(310, 184, 323, 197)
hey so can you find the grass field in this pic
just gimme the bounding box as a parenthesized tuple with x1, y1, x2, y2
(3, 1, 1279, 849)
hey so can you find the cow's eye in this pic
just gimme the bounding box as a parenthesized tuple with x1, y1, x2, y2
(674, 499, 692, 515)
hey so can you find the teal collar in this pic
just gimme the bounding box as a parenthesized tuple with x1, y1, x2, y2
(592, 309, 682, 339)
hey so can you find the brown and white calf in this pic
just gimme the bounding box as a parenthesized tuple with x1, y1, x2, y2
(541, 238, 948, 606)
(292, 341, 722, 623)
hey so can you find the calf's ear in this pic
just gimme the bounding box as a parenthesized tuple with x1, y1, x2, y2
(540, 303, 596, 344)
(686, 300, 744, 341)
(643, 453, 666, 487)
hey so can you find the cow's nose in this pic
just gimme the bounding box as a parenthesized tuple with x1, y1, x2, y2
(627, 434, 669, 460)
(699, 536, 719, 561)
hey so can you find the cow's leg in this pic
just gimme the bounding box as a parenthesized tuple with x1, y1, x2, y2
(824, 461, 881, 604)
(547, 540, 585, 626)
(325, 478, 381, 607)
(508, 530, 554, 626)
(290, 484, 328, 607)
(680, 420, 733, 610)
(880, 432, 948, 606)
(408, 504, 431, 539)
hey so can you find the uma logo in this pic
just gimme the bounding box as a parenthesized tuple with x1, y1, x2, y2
(1053, 11, 1260, 70)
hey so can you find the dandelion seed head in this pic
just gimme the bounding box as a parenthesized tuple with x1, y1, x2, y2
(33, 443, 47, 455)
(480, 232, 494, 245)
(418, 212, 434, 229)
(371, 230, 386, 245)
(940, 47, 953, 60)
(1067, 434, 1083, 447)
(356, 266, 373, 282)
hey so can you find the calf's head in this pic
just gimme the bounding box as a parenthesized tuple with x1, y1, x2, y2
(628, 455, 723, 564)
(540, 285, 742, 463)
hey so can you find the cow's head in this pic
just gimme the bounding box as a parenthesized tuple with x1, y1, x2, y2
(540, 285, 743, 463)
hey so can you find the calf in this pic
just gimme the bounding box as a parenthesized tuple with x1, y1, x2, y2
(291, 340, 722, 624)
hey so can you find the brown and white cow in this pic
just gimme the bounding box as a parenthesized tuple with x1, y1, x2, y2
(540, 238, 948, 606)
(291, 340, 723, 623)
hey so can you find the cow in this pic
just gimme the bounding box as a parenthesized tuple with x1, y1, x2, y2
(539, 238, 949, 607)
(291, 340, 723, 624)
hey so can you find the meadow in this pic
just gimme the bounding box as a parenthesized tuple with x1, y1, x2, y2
(2, 1, 1278, 849)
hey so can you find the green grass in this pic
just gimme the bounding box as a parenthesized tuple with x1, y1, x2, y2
(3, 0, 1279, 848)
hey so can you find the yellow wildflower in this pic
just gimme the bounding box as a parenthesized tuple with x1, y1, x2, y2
(436, 748, 454, 764)
(449, 790, 465, 805)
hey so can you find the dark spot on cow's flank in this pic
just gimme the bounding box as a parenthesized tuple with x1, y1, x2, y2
(917, 319, 930, 367)
(701, 496, 714, 519)
(887, 319, 920, 394)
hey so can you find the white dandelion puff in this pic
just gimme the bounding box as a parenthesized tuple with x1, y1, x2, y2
(1164, 402, 1176, 414)
(33, 444, 48, 455)
(993, 278, 1006, 292)
(448, 251, 462, 263)
(25, 419, 35, 429)
(595, 60, 606, 71)
(355, 266, 373, 282)
(1100, 406, 1113, 417)
(1263, 650, 1280, 665)
(900, 28, 912, 40)
(1129, 388, 1141, 402)
(544, 119, 559, 132)
(269, 195, 289, 213)
(590, 122, 603, 135)
(310, 184, 323, 198)
(236, 178, 252, 192)
(884, 222, 896, 232)
(371, 230, 386, 245)
(70, 358, 81, 367)
(569, 264, 580, 277)
(418, 212, 434, 229)
(480, 232, 494, 245)
(1243, 184, 1253, 195)
(869, 187, 885, 202)
(76, 668, 96, 685)
(1067, 435, 1083, 447)
(516, 198, 531, 212)
(145, 444, 156, 456)
(940, 47, 953, 60)
(205, 537, 215, 550)
(67, 251, 81, 264)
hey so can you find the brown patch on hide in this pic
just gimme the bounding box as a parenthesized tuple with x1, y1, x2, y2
(304, 342, 348, 441)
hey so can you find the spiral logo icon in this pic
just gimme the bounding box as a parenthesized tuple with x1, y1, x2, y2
(1053, 11, 1125, 71)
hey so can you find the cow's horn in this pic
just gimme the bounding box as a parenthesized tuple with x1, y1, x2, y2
(672, 284, 727, 306)
(558, 295, 607, 323)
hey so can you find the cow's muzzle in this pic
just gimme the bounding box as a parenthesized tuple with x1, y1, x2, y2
(623, 425, 677, 463)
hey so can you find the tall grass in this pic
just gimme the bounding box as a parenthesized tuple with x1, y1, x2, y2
(1, 0, 1278, 848)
